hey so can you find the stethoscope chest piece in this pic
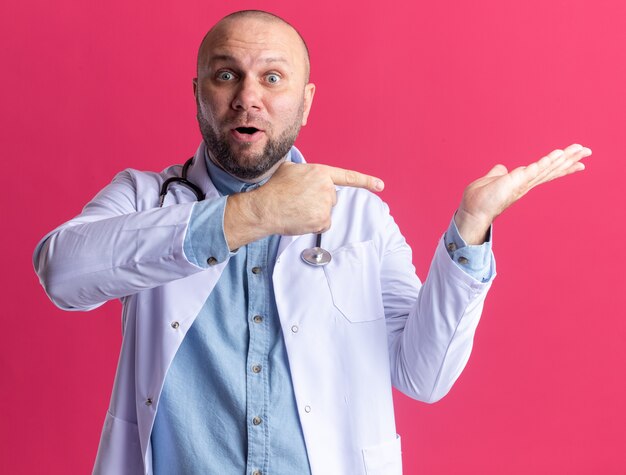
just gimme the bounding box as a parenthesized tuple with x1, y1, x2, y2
(301, 246, 332, 266)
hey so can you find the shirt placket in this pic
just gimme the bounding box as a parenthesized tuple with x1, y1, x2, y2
(245, 236, 271, 475)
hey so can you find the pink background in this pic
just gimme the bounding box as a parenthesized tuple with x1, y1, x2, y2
(2, 0, 625, 473)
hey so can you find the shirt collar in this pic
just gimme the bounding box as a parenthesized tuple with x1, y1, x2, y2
(204, 148, 293, 196)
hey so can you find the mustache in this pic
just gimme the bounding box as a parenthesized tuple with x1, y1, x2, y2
(194, 97, 271, 130)
(224, 113, 270, 130)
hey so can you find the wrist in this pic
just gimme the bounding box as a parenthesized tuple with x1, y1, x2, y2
(453, 208, 492, 245)
(224, 192, 271, 250)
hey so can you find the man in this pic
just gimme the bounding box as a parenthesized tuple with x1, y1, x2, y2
(33, 9, 590, 475)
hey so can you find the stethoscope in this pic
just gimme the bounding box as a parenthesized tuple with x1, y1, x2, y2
(159, 157, 332, 266)
(159, 158, 205, 207)
(300, 232, 332, 266)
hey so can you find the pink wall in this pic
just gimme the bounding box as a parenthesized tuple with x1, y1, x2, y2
(2, 0, 625, 473)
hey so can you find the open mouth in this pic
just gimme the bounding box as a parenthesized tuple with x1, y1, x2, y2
(231, 126, 264, 143)
(235, 127, 260, 135)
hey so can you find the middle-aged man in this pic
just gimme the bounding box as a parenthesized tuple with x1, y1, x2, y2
(34, 10, 591, 475)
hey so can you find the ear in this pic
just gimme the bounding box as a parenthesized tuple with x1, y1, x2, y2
(193, 78, 198, 99)
(301, 83, 316, 126)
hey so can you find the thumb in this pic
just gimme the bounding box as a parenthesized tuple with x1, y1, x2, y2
(485, 164, 508, 178)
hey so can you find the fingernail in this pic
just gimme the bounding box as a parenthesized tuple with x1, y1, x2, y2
(582, 147, 592, 155)
(374, 179, 384, 191)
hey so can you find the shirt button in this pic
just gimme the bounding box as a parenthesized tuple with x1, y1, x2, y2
(145, 398, 153, 406)
(252, 416, 262, 426)
(252, 471, 262, 475)
(207, 256, 218, 266)
(251, 266, 262, 274)
(447, 242, 457, 252)
(457, 256, 469, 265)
(170, 321, 180, 329)
(304, 405, 311, 413)
(252, 364, 262, 374)
(291, 325, 299, 333)
(253, 315, 263, 324)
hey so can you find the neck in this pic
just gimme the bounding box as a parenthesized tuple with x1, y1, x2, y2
(206, 151, 290, 184)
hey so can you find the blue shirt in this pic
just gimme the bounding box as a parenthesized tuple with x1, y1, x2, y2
(151, 148, 493, 474)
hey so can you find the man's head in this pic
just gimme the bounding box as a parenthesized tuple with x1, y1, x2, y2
(194, 10, 315, 181)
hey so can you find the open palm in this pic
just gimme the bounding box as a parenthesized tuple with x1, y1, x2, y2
(455, 143, 592, 244)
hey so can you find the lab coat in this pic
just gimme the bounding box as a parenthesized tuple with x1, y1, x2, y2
(34, 143, 493, 475)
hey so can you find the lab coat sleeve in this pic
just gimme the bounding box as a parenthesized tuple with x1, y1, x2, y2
(377, 199, 495, 403)
(33, 169, 215, 311)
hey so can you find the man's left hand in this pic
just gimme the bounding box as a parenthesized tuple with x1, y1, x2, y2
(454, 143, 592, 245)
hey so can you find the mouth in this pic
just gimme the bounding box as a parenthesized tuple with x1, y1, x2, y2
(235, 126, 260, 135)
(231, 126, 265, 143)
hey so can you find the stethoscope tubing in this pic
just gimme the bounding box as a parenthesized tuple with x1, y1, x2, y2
(159, 158, 205, 207)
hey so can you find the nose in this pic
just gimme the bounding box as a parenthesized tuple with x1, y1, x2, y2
(231, 76, 262, 112)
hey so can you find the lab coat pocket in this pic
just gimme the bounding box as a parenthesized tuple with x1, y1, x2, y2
(362, 435, 402, 475)
(93, 411, 144, 475)
(323, 240, 384, 323)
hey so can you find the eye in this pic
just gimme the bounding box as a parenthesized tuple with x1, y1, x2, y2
(216, 71, 235, 81)
(266, 73, 281, 84)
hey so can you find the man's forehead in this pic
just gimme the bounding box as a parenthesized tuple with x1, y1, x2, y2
(203, 21, 294, 54)
(197, 14, 309, 77)
(207, 52, 291, 67)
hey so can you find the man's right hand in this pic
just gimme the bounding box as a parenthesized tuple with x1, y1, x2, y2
(223, 161, 384, 250)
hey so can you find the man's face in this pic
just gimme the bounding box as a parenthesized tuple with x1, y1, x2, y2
(194, 17, 315, 181)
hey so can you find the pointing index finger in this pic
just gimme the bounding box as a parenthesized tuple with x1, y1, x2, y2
(322, 164, 385, 192)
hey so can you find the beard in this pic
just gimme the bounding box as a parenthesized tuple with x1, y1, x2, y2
(197, 106, 303, 181)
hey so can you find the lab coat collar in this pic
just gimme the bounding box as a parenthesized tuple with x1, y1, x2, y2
(185, 142, 220, 201)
